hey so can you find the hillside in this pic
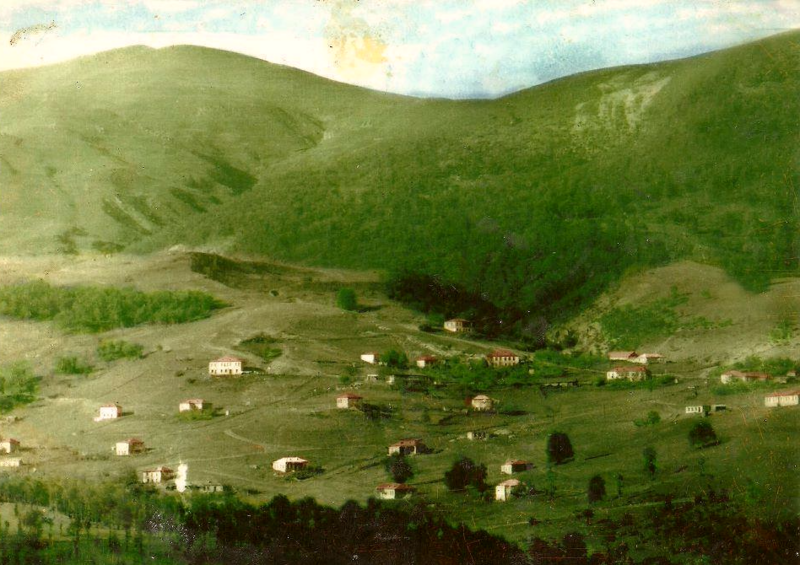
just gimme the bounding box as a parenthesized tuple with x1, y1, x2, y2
(0, 252, 796, 555)
(1, 33, 798, 330)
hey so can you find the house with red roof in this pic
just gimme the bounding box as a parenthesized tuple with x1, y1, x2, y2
(209, 356, 242, 376)
(376, 483, 415, 500)
(179, 399, 204, 412)
(96, 403, 122, 421)
(501, 460, 534, 475)
(495, 479, 522, 501)
(764, 390, 799, 408)
(336, 393, 363, 409)
(444, 318, 472, 333)
(608, 351, 638, 362)
(721, 370, 771, 384)
(606, 366, 650, 381)
(415, 355, 438, 369)
(115, 438, 145, 456)
(142, 466, 174, 484)
(0, 438, 20, 454)
(388, 438, 426, 456)
(485, 349, 520, 367)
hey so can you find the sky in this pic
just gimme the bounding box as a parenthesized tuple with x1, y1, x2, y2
(1, 0, 798, 98)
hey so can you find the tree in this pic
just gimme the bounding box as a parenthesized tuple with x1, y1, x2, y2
(642, 447, 657, 479)
(384, 454, 413, 483)
(588, 475, 606, 504)
(688, 420, 718, 448)
(546, 432, 574, 465)
(444, 457, 487, 492)
(336, 288, 358, 311)
(615, 473, 624, 498)
(380, 349, 409, 369)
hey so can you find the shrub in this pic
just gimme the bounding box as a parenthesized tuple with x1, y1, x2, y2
(444, 457, 487, 492)
(642, 447, 657, 479)
(689, 420, 719, 448)
(588, 475, 606, 504)
(546, 432, 574, 465)
(54, 355, 93, 375)
(97, 340, 143, 362)
(380, 349, 409, 369)
(0, 362, 38, 413)
(634, 410, 661, 427)
(385, 454, 414, 484)
(336, 288, 358, 311)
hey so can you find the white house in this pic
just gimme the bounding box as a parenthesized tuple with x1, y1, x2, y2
(96, 403, 122, 421)
(272, 456, 308, 473)
(0, 439, 19, 454)
(209, 356, 242, 376)
(336, 393, 363, 409)
(606, 366, 650, 381)
(415, 355, 437, 369)
(764, 390, 799, 408)
(142, 466, 174, 484)
(444, 318, 472, 333)
(179, 399, 204, 412)
(360, 352, 381, 364)
(486, 349, 520, 367)
(501, 460, 534, 475)
(0, 458, 22, 468)
(467, 431, 488, 441)
(115, 438, 145, 456)
(388, 438, 425, 456)
(685, 406, 709, 416)
(471, 394, 494, 411)
(634, 353, 664, 365)
(608, 351, 638, 362)
(376, 483, 415, 500)
(495, 479, 522, 501)
(721, 370, 771, 384)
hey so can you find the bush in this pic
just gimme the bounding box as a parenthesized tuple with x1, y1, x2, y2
(0, 362, 38, 413)
(444, 457, 487, 492)
(642, 447, 657, 479)
(546, 432, 574, 465)
(689, 420, 719, 448)
(634, 410, 661, 427)
(588, 475, 606, 504)
(385, 454, 414, 483)
(336, 288, 358, 311)
(97, 340, 143, 362)
(54, 355, 93, 375)
(380, 349, 409, 369)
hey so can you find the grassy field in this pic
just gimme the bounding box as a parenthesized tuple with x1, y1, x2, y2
(0, 32, 797, 330)
(0, 252, 795, 553)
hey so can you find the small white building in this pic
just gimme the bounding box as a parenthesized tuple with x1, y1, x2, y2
(470, 394, 494, 411)
(415, 355, 437, 369)
(0, 458, 22, 468)
(501, 460, 534, 475)
(115, 438, 145, 456)
(376, 483, 415, 500)
(486, 349, 520, 368)
(388, 438, 425, 456)
(608, 351, 638, 362)
(0, 439, 20, 454)
(142, 466, 174, 484)
(96, 403, 122, 421)
(444, 318, 472, 333)
(765, 390, 800, 408)
(360, 352, 381, 364)
(467, 431, 488, 441)
(272, 456, 308, 474)
(634, 353, 664, 365)
(685, 405, 709, 416)
(336, 393, 363, 409)
(495, 479, 522, 501)
(721, 370, 771, 384)
(209, 356, 242, 376)
(606, 366, 649, 381)
(179, 399, 204, 412)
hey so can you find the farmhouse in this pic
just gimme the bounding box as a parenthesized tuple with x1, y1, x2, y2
(115, 438, 145, 456)
(685, 405, 709, 416)
(606, 366, 650, 381)
(444, 318, 472, 333)
(142, 467, 174, 484)
(0, 439, 20, 454)
(336, 393, 363, 409)
(485, 349, 520, 367)
(470, 394, 494, 411)
(635, 353, 664, 364)
(501, 460, 534, 475)
(415, 355, 437, 369)
(179, 399, 204, 412)
(388, 438, 426, 456)
(764, 390, 799, 408)
(467, 431, 487, 441)
(272, 457, 308, 474)
(360, 352, 380, 364)
(209, 356, 242, 376)
(720, 370, 772, 384)
(0, 458, 21, 468)
(608, 351, 638, 362)
(97, 403, 122, 421)
(495, 479, 522, 501)
(376, 483, 415, 500)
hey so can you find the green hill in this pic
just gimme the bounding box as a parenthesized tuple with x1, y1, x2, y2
(1, 33, 798, 331)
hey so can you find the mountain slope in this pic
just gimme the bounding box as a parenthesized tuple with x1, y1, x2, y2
(0, 33, 798, 331)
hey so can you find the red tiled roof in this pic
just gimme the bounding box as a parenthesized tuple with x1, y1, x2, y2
(391, 438, 423, 447)
(416, 355, 437, 362)
(765, 390, 800, 397)
(101, 403, 121, 408)
(487, 349, 517, 358)
(608, 351, 637, 358)
(376, 483, 415, 491)
(498, 479, 521, 487)
(504, 460, 531, 466)
(212, 356, 242, 363)
(611, 366, 648, 372)
(337, 393, 363, 399)
(1, 438, 19, 444)
(182, 398, 203, 404)
(125, 438, 144, 444)
(743, 372, 771, 380)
